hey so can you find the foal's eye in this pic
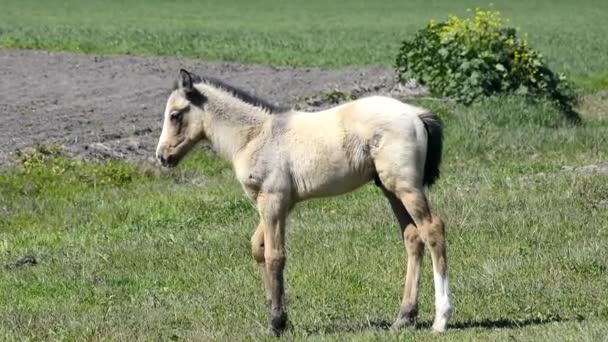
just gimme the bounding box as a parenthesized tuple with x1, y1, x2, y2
(170, 111, 183, 122)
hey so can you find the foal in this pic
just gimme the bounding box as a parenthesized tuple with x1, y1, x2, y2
(156, 69, 453, 334)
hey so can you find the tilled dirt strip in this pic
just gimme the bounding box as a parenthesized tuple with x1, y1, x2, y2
(0, 49, 405, 164)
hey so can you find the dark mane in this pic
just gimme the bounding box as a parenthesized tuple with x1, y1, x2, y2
(174, 72, 288, 114)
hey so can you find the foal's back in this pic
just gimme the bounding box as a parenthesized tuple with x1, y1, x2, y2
(276, 96, 429, 200)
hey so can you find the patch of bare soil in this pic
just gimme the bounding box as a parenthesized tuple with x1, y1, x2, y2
(511, 163, 608, 196)
(578, 90, 608, 121)
(4, 255, 37, 271)
(561, 163, 608, 174)
(0, 50, 427, 164)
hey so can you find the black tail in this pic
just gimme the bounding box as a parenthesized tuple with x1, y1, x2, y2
(419, 112, 443, 187)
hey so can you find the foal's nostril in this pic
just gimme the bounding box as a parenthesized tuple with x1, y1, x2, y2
(165, 154, 177, 167)
(157, 154, 177, 167)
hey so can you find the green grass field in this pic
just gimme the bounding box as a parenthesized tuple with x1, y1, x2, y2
(1, 98, 607, 340)
(1, 0, 608, 340)
(1, 0, 608, 88)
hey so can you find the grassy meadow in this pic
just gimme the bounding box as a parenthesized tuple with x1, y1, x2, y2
(1, 0, 608, 88)
(1, 0, 608, 341)
(1, 99, 607, 341)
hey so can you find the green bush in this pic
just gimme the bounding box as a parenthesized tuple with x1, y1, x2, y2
(396, 7, 578, 118)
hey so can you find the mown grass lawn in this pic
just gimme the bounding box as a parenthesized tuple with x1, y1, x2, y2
(1, 0, 608, 88)
(1, 97, 607, 341)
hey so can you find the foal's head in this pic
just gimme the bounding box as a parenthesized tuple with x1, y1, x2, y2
(156, 69, 207, 167)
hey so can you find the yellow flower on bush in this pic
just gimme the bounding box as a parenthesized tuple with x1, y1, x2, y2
(438, 7, 504, 44)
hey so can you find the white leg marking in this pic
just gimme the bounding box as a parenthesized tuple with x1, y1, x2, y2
(432, 270, 453, 332)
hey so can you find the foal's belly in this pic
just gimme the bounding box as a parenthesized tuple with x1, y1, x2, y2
(284, 109, 375, 200)
(290, 159, 374, 201)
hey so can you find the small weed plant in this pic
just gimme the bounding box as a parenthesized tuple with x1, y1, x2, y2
(16, 144, 141, 189)
(396, 7, 577, 116)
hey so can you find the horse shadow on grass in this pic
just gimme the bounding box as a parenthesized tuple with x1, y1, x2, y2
(304, 314, 579, 336)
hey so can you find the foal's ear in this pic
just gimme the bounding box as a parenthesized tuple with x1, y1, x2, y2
(179, 69, 195, 93)
(178, 69, 207, 106)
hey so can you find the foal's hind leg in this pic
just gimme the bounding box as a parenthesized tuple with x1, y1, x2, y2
(395, 186, 452, 332)
(251, 223, 271, 304)
(381, 187, 425, 329)
(424, 213, 451, 332)
(377, 164, 453, 332)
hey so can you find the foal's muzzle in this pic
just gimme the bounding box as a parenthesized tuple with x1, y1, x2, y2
(157, 153, 177, 168)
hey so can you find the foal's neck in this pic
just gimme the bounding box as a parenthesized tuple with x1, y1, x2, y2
(200, 85, 270, 161)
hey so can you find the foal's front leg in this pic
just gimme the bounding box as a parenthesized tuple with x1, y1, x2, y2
(251, 223, 271, 304)
(257, 192, 290, 335)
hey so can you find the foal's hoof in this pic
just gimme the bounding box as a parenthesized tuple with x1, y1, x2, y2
(431, 315, 450, 333)
(431, 322, 447, 333)
(270, 310, 288, 336)
(390, 305, 417, 330)
(390, 316, 416, 331)
(431, 303, 452, 333)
